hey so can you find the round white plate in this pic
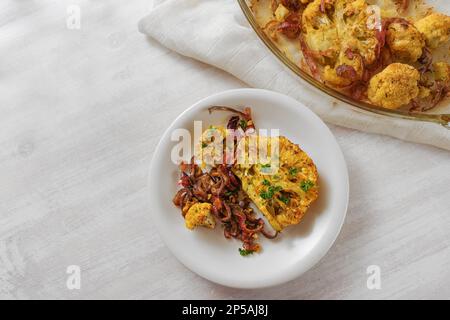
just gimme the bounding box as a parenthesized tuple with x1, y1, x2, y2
(148, 89, 349, 289)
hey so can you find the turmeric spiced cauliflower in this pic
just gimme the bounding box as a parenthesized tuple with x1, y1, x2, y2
(368, 63, 420, 109)
(251, 0, 450, 111)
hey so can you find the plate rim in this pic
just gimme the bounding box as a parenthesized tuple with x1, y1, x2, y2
(148, 88, 349, 289)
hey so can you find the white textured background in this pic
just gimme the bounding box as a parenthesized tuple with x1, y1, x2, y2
(1, 0, 449, 299)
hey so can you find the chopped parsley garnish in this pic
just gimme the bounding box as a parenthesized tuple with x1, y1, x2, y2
(239, 248, 255, 256)
(201, 142, 208, 148)
(262, 179, 270, 186)
(261, 163, 271, 168)
(289, 167, 298, 175)
(300, 180, 314, 192)
(260, 185, 282, 200)
(279, 195, 290, 204)
(225, 189, 237, 196)
(239, 119, 247, 131)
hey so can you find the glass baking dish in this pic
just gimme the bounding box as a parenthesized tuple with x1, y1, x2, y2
(237, 0, 450, 129)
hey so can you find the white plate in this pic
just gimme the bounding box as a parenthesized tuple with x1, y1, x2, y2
(148, 89, 349, 289)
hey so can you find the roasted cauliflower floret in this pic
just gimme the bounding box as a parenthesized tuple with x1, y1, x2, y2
(275, 4, 290, 22)
(433, 62, 450, 83)
(302, 0, 339, 62)
(233, 136, 319, 231)
(386, 21, 425, 63)
(273, 0, 313, 12)
(368, 63, 420, 109)
(415, 13, 450, 49)
(323, 49, 364, 86)
(185, 203, 216, 230)
(334, 0, 379, 65)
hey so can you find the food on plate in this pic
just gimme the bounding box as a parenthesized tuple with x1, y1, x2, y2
(433, 62, 450, 82)
(172, 107, 319, 255)
(249, 0, 450, 111)
(367, 63, 420, 109)
(233, 136, 319, 231)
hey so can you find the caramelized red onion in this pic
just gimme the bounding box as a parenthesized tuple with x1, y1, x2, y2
(399, 0, 409, 11)
(299, 35, 320, 80)
(209, 106, 255, 131)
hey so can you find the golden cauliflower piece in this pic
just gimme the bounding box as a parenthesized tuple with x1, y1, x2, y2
(184, 203, 216, 230)
(274, 4, 290, 22)
(386, 21, 425, 63)
(233, 136, 319, 231)
(323, 49, 364, 87)
(418, 86, 431, 99)
(415, 13, 450, 49)
(334, 0, 379, 66)
(433, 62, 450, 83)
(302, 0, 339, 62)
(368, 63, 420, 109)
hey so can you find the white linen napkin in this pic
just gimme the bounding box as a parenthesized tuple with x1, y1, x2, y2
(138, 0, 450, 150)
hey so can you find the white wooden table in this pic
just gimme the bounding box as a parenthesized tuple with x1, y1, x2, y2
(1, 0, 449, 299)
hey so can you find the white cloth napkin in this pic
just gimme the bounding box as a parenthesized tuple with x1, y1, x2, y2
(139, 0, 450, 150)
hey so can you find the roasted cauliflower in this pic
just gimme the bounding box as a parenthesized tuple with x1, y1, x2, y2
(323, 49, 364, 86)
(415, 13, 450, 49)
(274, 3, 290, 22)
(233, 136, 319, 231)
(334, 0, 379, 66)
(368, 63, 420, 109)
(185, 203, 216, 230)
(386, 20, 425, 63)
(433, 61, 450, 83)
(302, 0, 339, 62)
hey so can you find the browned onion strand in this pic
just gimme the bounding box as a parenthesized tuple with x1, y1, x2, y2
(172, 110, 278, 252)
(208, 106, 251, 120)
(278, 13, 301, 39)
